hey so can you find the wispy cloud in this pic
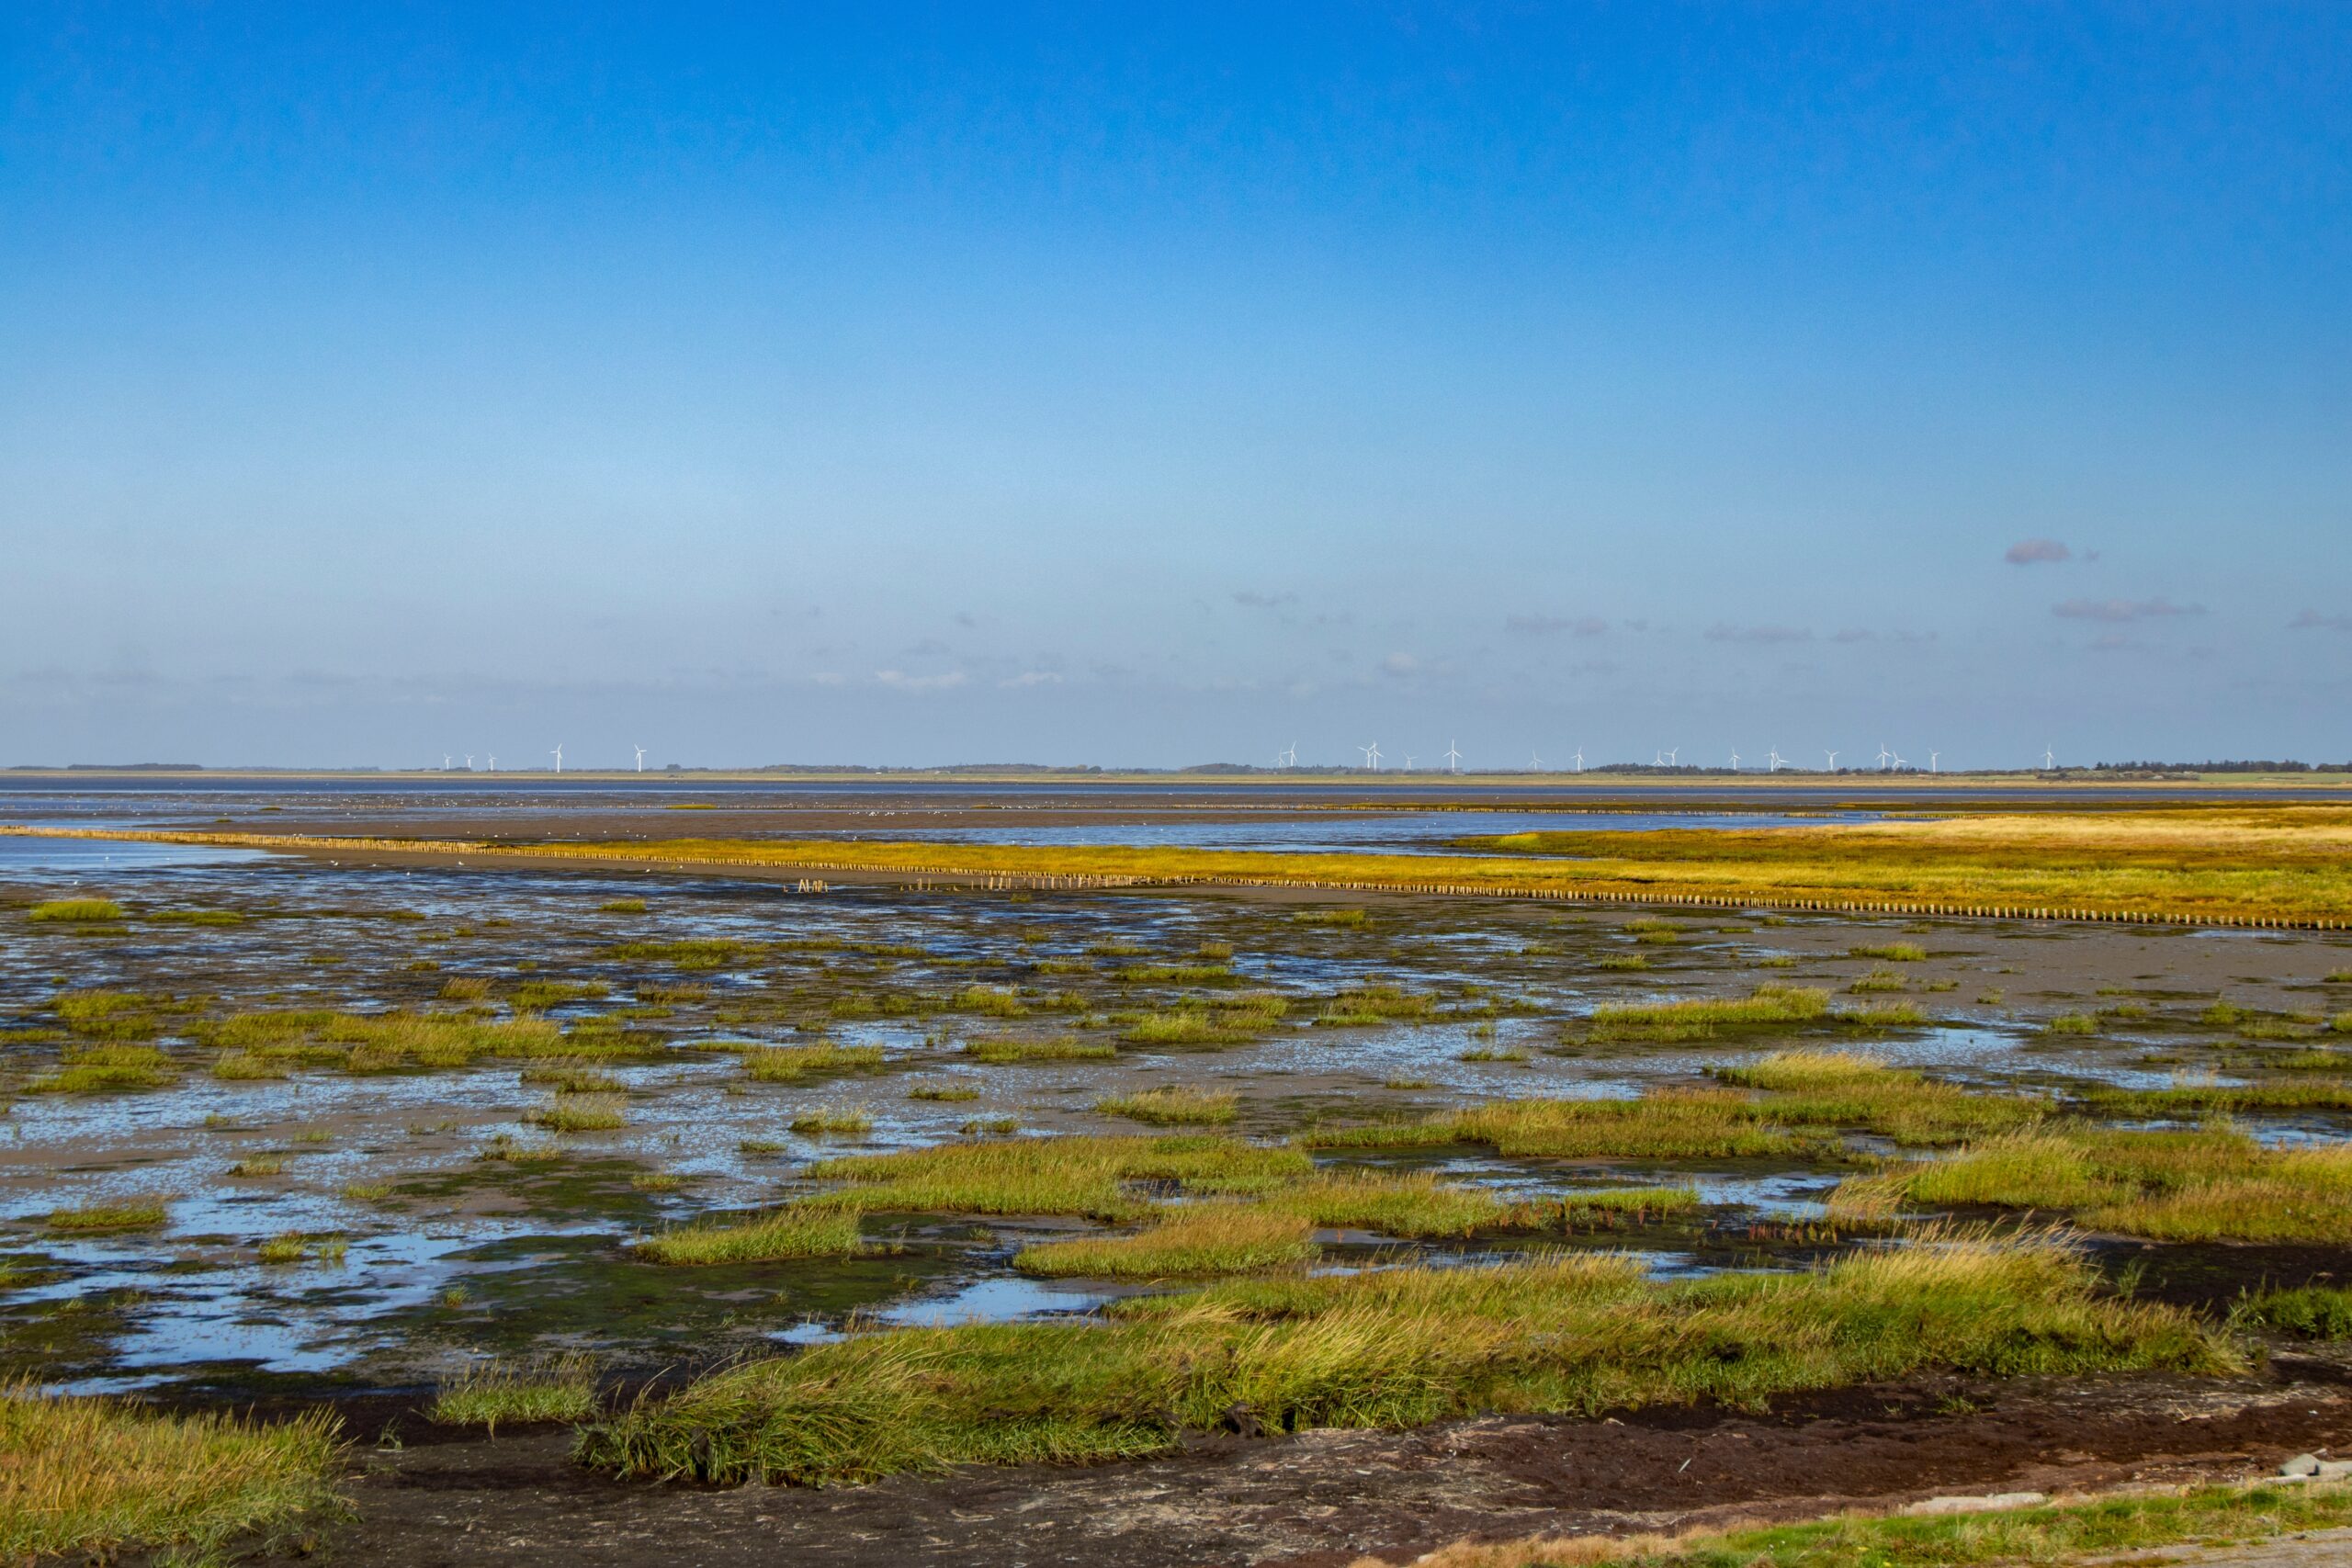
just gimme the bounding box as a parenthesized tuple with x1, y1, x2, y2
(2005, 538, 2073, 565)
(999, 670, 1063, 688)
(873, 669, 968, 692)
(2290, 609, 2351, 632)
(1380, 651, 1419, 676)
(1506, 614, 1607, 637)
(1704, 623, 1811, 644)
(2052, 597, 2202, 623)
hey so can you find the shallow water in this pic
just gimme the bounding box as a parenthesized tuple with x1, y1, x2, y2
(4, 802, 2347, 1394)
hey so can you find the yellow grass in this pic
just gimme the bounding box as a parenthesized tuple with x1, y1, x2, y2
(0, 1382, 343, 1561)
(20, 804, 2352, 923)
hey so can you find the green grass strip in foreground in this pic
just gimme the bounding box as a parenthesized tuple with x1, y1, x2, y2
(1430, 1480, 2352, 1567)
(0, 1382, 344, 1562)
(575, 1235, 2233, 1488)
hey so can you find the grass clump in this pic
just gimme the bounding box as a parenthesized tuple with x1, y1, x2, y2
(230, 1154, 289, 1178)
(636, 1206, 867, 1266)
(804, 1134, 1311, 1222)
(575, 1232, 2230, 1488)
(1302, 1089, 1815, 1161)
(25, 1043, 176, 1093)
(1406, 1480, 2352, 1568)
(598, 897, 649, 913)
(428, 1354, 600, 1433)
(2046, 1012, 2099, 1035)
(2239, 1284, 2352, 1339)
(211, 1051, 288, 1081)
(789, 1107, 874, 1137)
(1586, 984, 1829, 1043)
(1122, 993, 1287, 1047)
(909, 1083, 982, 1101)
(1015, 1207, 1314, 1278)
(604, 938, 761, 971)
(1316, 982, 1438, 1025)
(1838, 1127, 2352, 1242)
(740, 1042, 887, 1080)
(0, 1383, 344, 1562)
(526, 1095, 627, 1133)
(1095, 1085, 1238, 1125)
(1596, 953, 1650, 971)
(1264, 1170, 1509, 1236)
(1849, 942, 1928, 962)
(965, 1036, 1115, 1064)
(511, 979, 610, 1011)
(27, 897, 124, 922)
(1292, 908, 1368, 926)
(46, 1201, 169, 1234)
(1715, 1051, 2044, 1146)
(1844, 965, 1909, 994)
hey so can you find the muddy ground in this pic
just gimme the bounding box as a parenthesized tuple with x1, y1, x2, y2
(267, 1353, 2352, 1567)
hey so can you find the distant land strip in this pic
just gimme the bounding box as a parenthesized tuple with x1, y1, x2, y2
(6, 822, 2349, 930)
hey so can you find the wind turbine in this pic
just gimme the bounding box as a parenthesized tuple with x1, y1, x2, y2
(1359, 743, 1381, 772)
(1767, 747, 1783, 772)
(442, 754, 452, 771)
(1729, 750, 1741, 771)
(1665, 747, 1679, 767)
(1889, 749, 1908, 771)
(1929, 750, 1940, 773)
(1826, 750, 1838, 772)
(1573, 746, 1584, 773)
(1875, 744, 1893, 771)
(2043, 745, 2055, 771)
(550, 745, 564, 775)
(634, 745, 647, 773)
(1530, 750, 1543, 772)
(464, 754, 474, 771)
(1403, 753, 1416, 771)
(486, 753, 495, 773)
(1444, 739, 1462, 773)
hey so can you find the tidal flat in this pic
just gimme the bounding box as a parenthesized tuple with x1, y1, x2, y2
(6, 781, 2352, 1564)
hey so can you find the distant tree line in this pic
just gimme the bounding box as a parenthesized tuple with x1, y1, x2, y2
(2094, 760, 2352, 773)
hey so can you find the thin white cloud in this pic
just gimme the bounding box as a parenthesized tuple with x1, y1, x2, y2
(2006, 538, 2073, 565)
(873, 669, 968, 692)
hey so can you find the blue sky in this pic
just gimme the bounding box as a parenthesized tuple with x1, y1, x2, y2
(3, 3, 2347, 769)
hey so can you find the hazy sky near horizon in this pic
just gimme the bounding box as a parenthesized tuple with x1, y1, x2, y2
(4, 3, 2348, 770)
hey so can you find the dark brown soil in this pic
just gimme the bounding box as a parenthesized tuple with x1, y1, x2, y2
(267, 1352, 2352, 1567)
